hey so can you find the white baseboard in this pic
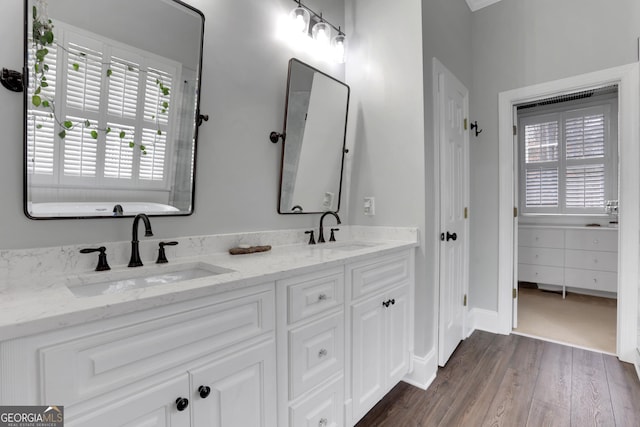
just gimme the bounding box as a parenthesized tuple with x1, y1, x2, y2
(468, 308, 500, 336)
(402, 349, 437, 390)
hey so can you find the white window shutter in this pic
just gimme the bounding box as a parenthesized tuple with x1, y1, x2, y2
(565, 114, 605, 159)
(525, 167, 558, 207)
(104, 123, 134, 179)
(139, 129, 166, 181)
(63, 116, 97, 177)
(107, 57, 140, 119)
(524, 121, 559, 163)
(65, 43, 102, 112)
(566, 165, 605, 208)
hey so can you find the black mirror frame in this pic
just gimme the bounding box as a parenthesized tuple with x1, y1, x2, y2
(22, 0, 206, 220)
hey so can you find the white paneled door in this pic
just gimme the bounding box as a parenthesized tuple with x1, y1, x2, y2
(435, 59, 469, 366)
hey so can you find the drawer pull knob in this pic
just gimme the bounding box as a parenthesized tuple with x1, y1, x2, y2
(176, 397, 189, 411)
(318, 293, 328, 302)
(319, 418, 328, 427)
(198, 385, 211, 399)
(318, 348, 328, 358)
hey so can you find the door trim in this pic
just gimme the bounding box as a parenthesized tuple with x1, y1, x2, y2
(433, 57, 470, 366)
(497, 63, 639, 363)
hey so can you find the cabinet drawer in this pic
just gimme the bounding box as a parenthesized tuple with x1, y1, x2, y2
(565, 268, 617, 293)
(565, 250, 617, 272)
(282, 268, 344, 324)
(519, 228, 564, 248)
(289, 312, 344, 400)
(289, 376, 344, 427)
(40, 289, 274, 405)
(565, 229, 617, 252)
(349, 252, 411, 300)
(518, 264, 563, 285)
(518, 247, 564, 267)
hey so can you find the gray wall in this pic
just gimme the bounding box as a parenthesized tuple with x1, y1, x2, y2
(0, 0, 345, 250)
(469, 0, 640, 310)
(345, 0, 472, 357)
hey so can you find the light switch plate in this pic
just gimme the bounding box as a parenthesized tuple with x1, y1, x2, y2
(364, 197, 375, 216)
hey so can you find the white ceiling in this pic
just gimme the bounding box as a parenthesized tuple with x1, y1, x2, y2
(465, 0, 503, 12)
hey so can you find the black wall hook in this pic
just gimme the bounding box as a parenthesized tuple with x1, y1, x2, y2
(470, 121, 483, 137)
(1, 68, 24, 92)
(270, 131, 285, 143)
(196, 114, 209, 127)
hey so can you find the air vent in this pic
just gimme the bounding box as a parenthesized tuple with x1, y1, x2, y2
(517, 84, 618, 111)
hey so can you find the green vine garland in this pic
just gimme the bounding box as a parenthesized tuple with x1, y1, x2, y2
(31, 4, 170, 156)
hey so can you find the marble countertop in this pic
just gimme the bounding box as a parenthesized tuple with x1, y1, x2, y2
(0, 226, 418, 341)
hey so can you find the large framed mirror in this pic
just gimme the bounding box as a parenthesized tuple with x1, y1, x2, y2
(277, 59, 350, 214)
(24, 0, 204, 218)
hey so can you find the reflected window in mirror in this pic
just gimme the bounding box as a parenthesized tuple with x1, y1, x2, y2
(24, 0, 204, 218)
(277, 59, 350, 214)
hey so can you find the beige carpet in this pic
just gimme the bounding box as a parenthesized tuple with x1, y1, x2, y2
(513, 288, 617, 354)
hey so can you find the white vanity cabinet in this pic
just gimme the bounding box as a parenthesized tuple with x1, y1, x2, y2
(0, 283, 277, 427)
(348, 252, 414, 423)
(276, 266, 346, 427)
(518, 225, 618, 296)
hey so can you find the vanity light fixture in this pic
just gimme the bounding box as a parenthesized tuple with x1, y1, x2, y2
(287, 0, 347, 63)
(289, 3, 310, 35)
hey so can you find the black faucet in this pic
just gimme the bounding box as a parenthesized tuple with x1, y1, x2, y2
(128, 213, 153, 267)
(318, 211, 341, 243)
(113, 204, 124, 216)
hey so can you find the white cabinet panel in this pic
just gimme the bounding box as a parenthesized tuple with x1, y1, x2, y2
(40, 289, 273, 405)
(519, 228, 564, 248)
(351, 295, 385, 421)
(518, 247, 564, 267)
(565, 249, 617, 272)
(349, 253, 411, 299)
(564, 268, 618, 293)
(190, 340, 277, 427)
(386, 285, 410, 386)
(565, 229, 617, 251)
(518, 264, 564, 285)
(284, 268, 344, 324)
(289, 376, 344, 427)
(67, 374, 190, 427)
(289, 312, 344, 399)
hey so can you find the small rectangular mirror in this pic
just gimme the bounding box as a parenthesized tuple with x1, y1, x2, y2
(24, 0, 204, 218)
(278, 59, 350, 214)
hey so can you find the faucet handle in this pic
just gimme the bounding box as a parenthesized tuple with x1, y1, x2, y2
(157, 241, 179, 264)
(305, 230, 316, 245)
(80, 246, 111, 271)
(329, 228, 339, 242)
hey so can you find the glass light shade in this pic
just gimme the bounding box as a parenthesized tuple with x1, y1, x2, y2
(331, 34, 347, 63)
(289, 7, 310, 35)
(312, 22, 331, 47)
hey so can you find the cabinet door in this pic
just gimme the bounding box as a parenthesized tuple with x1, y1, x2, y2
(67, 374, 190, 427)
(351, 296, 385, 421)
(386, 285, 410, 386)
(190, 340, 277, 427)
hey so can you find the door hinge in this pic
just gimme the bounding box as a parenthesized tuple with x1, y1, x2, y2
(463, 294, 467, 307)
(513, 125, 517, 136)
(513, 288, 517, 299)
(464, 118, 468, 130)
(464, 207, 468, 219)
(513, 207, 518, 218)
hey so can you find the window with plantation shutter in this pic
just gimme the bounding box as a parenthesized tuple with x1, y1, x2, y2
(26, 21, 179, 191)
(519, 101, 617, 215)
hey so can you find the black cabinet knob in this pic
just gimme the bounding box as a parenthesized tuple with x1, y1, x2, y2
(198, 385, 211, 399)
(446, 231, 457, 241)
(175, 397, 189, 411)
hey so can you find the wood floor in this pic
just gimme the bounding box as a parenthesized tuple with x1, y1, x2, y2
(355, 331, 640, 427)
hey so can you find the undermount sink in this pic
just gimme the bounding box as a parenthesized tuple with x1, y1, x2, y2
(321, 241, 380, 252)
(67, 262, 234, 298)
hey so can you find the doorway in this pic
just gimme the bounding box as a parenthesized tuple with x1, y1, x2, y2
(512, 87, 619, 354)
(496, 63, 640, 363)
